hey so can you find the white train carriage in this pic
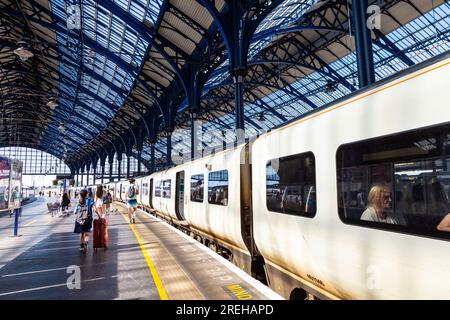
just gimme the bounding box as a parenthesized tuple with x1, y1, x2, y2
(105, 182, 116, 197)
(120, 181, 129, 202)
(138, 175, 153, 209)
(150, 169, 181, 222)
(114, 182, 122, 201)
(134, 177, 145, 207)
(251, 55, 450, 299)
(155, 144, 257, 274)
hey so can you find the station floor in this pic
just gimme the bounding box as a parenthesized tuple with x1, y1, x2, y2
(0, 197, 283, 300)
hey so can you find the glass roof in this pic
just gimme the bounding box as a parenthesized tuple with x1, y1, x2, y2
(165, 1, 450, 162)
(34, 0, 449, 167)
(46, 0, 164, 149)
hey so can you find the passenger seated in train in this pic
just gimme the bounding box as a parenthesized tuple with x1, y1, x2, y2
(437, 213, 450, 232)
(360, 184, 407, 225)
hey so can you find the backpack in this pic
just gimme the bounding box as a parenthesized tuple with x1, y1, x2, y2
(76, 199, 93, 225)
(127, 185, 136, 199)
(103, 192, 112, 204)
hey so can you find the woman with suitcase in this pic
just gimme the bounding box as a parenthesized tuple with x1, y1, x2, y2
(93, 185, 109, 251)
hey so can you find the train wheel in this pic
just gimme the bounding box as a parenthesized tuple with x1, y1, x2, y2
(290, 288, 308, 300)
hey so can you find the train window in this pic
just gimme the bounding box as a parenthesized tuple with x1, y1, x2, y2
(266, 152, 316, 217)
(336, 123, 450, 241)
(142, 183, 149, 196)
(208, 170, 228, 206)
(155, 181, 161, 197)
(162, 179, 171, 199)
(190, 174, 204, 202)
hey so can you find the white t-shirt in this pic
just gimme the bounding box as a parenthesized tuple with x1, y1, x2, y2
(360, 207, 407, 225)
(95, 198, 103, 207)
(127, 184, 138, 200)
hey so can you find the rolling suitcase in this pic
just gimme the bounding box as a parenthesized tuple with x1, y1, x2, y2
(93, 217, 109, 251)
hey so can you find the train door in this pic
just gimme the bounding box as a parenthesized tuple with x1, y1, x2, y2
(149, 178, 153, 209)
(175, 171, 185, 220)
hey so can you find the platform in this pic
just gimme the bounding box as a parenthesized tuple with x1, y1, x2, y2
(0, 198, 282, 300)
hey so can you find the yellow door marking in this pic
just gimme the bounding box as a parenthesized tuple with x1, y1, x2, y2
(121, 213, 169, 300)
(226, 284, 253, 300)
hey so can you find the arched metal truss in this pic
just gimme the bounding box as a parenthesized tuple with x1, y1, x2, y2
(0, 0, 449, 175)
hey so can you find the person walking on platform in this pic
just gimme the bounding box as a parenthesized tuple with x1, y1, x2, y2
(103, 187, 113, 215)
(126, 178, 139, 224)
(73, 189, 94, 254)
(60, 192, 71, 217)
(93, 185, 105, 219)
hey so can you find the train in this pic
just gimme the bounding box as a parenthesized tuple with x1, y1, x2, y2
(21, 186, 36, 203)
(86, 52, 449, 299)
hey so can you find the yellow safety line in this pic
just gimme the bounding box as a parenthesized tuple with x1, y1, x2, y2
(122, 214, 169, 300)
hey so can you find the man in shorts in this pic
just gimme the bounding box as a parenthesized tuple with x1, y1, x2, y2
(127, 178, 139, 223)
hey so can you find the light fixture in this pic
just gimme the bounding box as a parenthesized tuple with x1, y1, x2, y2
(14, 41, 34, 62)
(47, 97, 58, 110)
(325, 80, 338, 93)
(258, 113, 266, 122)
(59, 123, 65, 131)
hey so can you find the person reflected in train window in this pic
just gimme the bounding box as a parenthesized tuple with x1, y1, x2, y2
(360, 184, 407, 225)
(397, 185, 413, 215)
(356, 191, 365, 208)
(222, 189, 228, 206)
(209, 191, 216, 204)
(437, 213, 450, 232)
(215, 189, 222, 204)
(429, 179, 450, 215)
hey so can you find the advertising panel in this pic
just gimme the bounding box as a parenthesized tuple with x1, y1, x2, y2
(0, 157, 23, 211)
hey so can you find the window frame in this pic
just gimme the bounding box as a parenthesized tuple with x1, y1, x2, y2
(154, 180, 161, 197)
(190, 173, 204, 203)
(265, 151, 317, 218)
(161, 179, 171, 199)
(335, 123, 450, 242)
(207, 169, 229, 206)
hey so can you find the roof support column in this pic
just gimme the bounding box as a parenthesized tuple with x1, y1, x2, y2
(352, 0, 375, 88)
(109, 161, 113, 182)
(101, 163, 105, 185)
(190, 113, 200, 161)
(100, 155, 106, 185)
(108, 151, 115, 182)
(126, 155, 131, 179)
(86, 162, 91, 186)
(117, 152, 122, 182)
(166, 133, 172, 168)
(80, 166, 84, 187)
(231, 68, 247, 145)
(150, 144, 155, 174)
(137, 151, 142, 176)
(199, 0, 283, 145)
(76, 169, 79, 187)
(136, 128, 144, 176)
(92, 165, 96, 185)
